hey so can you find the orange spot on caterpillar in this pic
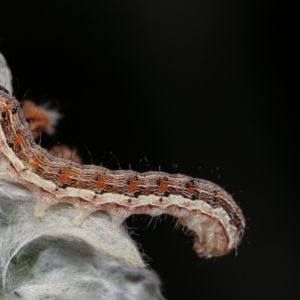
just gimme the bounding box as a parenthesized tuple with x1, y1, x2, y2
(96, 179, 106, 189)
(188, 187, 196, 194)
(213, 193, 220, 201)
(159, 182, 168, 192)
(129, 182, 138, 192)
(59, 173, 70, 183)
(13, 135, 22, 145)
(30, 160, 40, 168)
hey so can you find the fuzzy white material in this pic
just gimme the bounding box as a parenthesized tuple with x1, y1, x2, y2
(0, 54, 12, 95)
(0, 181, 165, 299)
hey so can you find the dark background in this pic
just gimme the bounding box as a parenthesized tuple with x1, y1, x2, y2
(1, 1, 298, 299)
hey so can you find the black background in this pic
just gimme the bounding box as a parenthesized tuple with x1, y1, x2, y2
(0, 1, 299, 299)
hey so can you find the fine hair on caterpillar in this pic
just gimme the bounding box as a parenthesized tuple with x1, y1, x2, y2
(0, 88, 245, 258)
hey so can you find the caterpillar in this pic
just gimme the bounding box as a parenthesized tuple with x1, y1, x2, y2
(0, 87, 245, 258)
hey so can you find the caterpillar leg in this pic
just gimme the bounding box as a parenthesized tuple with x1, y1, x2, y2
(73, 207, 93, 226)
(34, 200, 52, 218)
(109, 215, 126, 229)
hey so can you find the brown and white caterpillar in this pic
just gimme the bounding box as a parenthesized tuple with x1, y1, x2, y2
(0, 88, 245, 258)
